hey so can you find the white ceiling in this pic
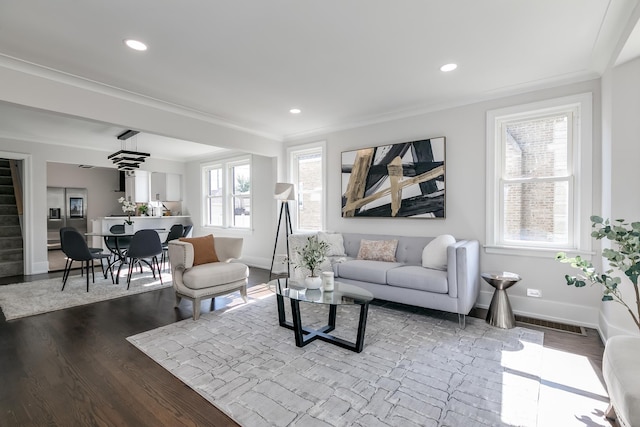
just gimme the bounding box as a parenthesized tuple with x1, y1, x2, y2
(0, 0, 639, 160)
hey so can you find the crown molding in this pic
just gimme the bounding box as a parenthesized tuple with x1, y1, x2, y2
(283, 70, 600, 142)
(0, 54, 282, 142)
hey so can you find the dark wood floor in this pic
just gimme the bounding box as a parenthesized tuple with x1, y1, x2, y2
(0, 268, 607, 426)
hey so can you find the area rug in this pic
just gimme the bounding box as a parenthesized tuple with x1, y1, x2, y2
(128, 287, 544, 426)
(0, 269, 172, 320)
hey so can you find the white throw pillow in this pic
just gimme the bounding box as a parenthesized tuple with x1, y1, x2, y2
(422, 234, 456, 270)
(318, 232, 346, 257)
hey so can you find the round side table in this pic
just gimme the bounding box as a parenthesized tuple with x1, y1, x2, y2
(482, 271, 521, 329)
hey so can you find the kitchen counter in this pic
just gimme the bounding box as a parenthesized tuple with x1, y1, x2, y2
(89, 216, 192, 250)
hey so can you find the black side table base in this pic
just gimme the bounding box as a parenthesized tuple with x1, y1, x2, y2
(276, 295, 369, 353)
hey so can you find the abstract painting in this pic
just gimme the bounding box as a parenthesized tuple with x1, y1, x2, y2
(341, 137, 445, 218)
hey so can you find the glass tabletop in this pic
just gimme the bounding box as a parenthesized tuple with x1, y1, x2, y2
(268, 278, 373, 306)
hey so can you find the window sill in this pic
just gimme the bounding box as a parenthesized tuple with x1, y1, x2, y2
(484, 244, 595, 259)
(202, 226, 253, 236)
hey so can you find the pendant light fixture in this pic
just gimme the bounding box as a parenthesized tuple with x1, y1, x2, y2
(108, 130, 150, 171)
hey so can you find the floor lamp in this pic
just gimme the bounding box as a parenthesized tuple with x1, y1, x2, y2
(269, 183, 294, 280)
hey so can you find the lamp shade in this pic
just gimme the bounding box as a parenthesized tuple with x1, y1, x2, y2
(274, 183, 295, 201)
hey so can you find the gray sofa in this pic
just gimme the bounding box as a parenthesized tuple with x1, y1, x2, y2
(289, 232, 480, 327)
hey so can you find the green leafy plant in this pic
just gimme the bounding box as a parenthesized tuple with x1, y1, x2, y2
(138, 204, 148, 216)
(556, 215, 640, 331)
(295, 235, 330, 277)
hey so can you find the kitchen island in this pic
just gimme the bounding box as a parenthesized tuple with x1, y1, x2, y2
(89, 216, 192, 250)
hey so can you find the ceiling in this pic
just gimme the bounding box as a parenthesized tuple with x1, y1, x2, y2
(0, 0, 639, 161)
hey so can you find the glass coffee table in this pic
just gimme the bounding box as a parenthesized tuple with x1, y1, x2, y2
(268, 278, 374, 353)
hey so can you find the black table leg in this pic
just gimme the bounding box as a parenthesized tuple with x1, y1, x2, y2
(354, 302, 370, 353)
(278, 298, 369, 353)
(276, 294, 287, 327)
(290, 299, 305, 347)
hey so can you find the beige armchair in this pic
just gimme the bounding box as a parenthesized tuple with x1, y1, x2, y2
(168, 237, 249, 320)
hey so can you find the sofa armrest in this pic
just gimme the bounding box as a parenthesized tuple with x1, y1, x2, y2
(446, 240, 480, 314)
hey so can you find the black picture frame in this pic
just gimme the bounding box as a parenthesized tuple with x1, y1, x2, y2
(341, 137, 446, 218)
(69, 197, 84, 218)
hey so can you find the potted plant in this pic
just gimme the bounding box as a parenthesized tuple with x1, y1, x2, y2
(138, 204, 149, 216)
(118, 197, 137, 232)
(557, 215, 640, 332)
(294, 235, 330, 289)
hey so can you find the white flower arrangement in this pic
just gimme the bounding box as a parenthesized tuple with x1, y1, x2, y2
(118, 197, 137, 225)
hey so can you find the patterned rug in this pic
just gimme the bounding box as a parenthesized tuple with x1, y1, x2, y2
(0, 269, 172, 320)
(128, 287, 544, 426)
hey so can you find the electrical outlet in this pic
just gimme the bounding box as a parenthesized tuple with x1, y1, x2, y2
(527, 288, 542, 298)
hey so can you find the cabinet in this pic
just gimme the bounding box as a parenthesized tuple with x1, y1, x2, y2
(125, 170, 150, 203)
(150, 172, 182, 201)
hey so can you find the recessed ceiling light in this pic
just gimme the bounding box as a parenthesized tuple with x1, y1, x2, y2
(124, 39, 148, 51)
(289, 108, 301, 114)
(440, 63, 457, 72)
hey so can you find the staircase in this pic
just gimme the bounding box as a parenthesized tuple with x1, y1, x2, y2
(0, 159, 23, 277)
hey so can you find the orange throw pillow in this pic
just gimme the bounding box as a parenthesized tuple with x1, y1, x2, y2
(179, 234, 219, 265)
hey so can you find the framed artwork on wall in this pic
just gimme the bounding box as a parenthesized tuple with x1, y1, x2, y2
(341, 137, 445, 218)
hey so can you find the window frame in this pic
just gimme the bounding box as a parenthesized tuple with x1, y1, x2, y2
(287, 141, 326, 232)
(485, 93, 593, 257)
(201, 155, 252, 230)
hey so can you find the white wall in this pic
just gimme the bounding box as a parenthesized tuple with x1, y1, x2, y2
(284, 79, 604, 329)
(0, 136, 185, 274)
(46, 163, 124, 219)
(599, 56, 640, 338)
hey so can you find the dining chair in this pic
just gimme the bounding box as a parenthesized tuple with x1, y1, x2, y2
(59, 226, 104, 275)
(105, 224, 131, 260)
(124, 229, 164, 290)
(182, 224, 193, 238)
(161, 224, 184, 271)
(60, 228, 114, 292)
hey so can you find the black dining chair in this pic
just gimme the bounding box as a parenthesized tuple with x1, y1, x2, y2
(105, 224, 132, 260)
(182, 224, 193, 238)
(161, 224, 184, 271)
(125, 229, 164, 290)
(59, 226, 104, 276)
(60, 228, 114, 292)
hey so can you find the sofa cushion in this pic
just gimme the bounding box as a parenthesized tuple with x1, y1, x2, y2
(336, 260, 403, 284)
(357, 239, 398, 262)
(318, 232, 346, 256)
(179, 234, 219, 265)
(422, 234, 455, 270)
(387, 266, 449, 293)
(183, 262, 248, 289)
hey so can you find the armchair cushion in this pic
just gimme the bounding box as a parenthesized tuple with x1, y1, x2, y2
(182, 262, 249, 289)
(179, 234, 219, 265)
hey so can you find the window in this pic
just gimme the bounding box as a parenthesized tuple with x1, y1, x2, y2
(288, 143, 325, 231)
(202, 157, 251, 229)
(486, 93, 592, 255)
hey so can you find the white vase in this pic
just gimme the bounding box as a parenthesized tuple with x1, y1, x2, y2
(304, 276, 322, 289)
(124, 223, 134, 234)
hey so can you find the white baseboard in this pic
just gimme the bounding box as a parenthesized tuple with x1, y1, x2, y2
(31, 262, 49, 275)
(477, 290, 600, 330)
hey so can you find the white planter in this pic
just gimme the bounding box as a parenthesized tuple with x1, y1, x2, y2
(304, 276, 322, 289)
(124, 223, 135, 234)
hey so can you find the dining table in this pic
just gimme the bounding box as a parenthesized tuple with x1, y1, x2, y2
(85, 228, 167, 284)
